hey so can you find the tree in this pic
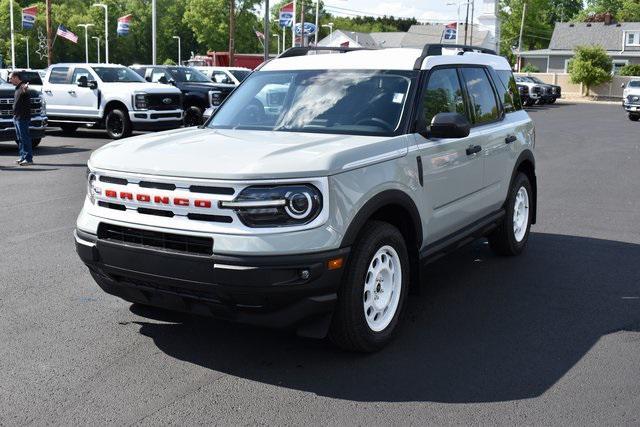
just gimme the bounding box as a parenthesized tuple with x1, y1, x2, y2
(619, 64, 640, 76)
(568, 45, 612, 95)
(521, 63, 540, 73)
(499, 0, 554, 64)
(548, 0, 583, 23)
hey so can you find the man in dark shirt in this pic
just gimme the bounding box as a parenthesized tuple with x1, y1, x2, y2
(10, 71, 34, 166)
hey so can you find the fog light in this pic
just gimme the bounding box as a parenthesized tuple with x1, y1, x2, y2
(300, 269, 310, 280)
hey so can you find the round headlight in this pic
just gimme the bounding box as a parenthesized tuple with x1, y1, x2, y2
(285, 192, 312, 219)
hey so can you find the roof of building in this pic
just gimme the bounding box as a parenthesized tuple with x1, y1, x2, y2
(549, 22, 640, 51)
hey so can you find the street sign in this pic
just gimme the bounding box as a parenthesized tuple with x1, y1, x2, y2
(294, 22, 317, 36)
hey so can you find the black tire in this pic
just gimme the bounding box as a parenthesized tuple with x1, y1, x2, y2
(105, 108, 132, 139)
(59, 124, 78, 135)
(629, 114, 640, 122)
(329, 221, 410, 352)
(524, 99, 535, 107)
(488, 172, 533, 256)
(184, 106, 203, 127)
(549, 98, 557, 104)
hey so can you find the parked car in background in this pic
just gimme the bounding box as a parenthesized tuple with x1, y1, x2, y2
(622, 79, 640, 121)
(0, 76, 47, 147)
(517, 83, 533, 106)
(515, 76, 556, 104)
(130, 65, 220, 126)
(0, 69, 44, 92)
(525, 75, 561, 103)
(42, 63, 183, 139)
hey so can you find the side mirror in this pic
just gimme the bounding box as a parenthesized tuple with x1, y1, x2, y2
(158, 76, 168, 84)
(77, 76, 88, 87)
(429, 112, 471, 139)
(88, 80, 98, 90)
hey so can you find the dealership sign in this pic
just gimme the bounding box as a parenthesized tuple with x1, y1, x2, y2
(294, 22, 317, 36)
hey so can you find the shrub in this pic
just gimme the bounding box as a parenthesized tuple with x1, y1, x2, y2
(619, 64, 640, 77)
(521, 63, 540, 73)
(568, 45, 612, 95)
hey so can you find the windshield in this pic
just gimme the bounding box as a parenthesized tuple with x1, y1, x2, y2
(229, 69, 251, 81)
(208, 70, 414, 136)
(93, 66, 145, 83)
(629, 80, 640, 87)
(167, 67, 211, 83)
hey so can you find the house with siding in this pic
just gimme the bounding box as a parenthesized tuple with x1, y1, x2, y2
(520, 21, 640, 74)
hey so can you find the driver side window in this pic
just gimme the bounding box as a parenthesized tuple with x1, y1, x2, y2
(422, 67, 466, 126)
(72, 68, 91, 84)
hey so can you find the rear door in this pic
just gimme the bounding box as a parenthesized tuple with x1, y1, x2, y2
(43, 66, 71, 116)
(413, 66, 486, 241)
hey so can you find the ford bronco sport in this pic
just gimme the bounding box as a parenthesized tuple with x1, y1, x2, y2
(76, 45, 536, 352)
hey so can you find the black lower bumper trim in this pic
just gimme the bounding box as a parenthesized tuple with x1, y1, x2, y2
(75, 228, 349, 329)
(132, 120, 182, 132)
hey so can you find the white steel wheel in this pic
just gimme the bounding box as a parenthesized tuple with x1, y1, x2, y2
(513, 186, 530, 243)
(363, 245, 402, 332)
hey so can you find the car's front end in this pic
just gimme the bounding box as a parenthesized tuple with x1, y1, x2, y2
(128, 89, 183, 131)
(0, 84, 47, 143)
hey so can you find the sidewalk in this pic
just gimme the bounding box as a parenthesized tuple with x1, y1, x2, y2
(556, 95, 621, 105)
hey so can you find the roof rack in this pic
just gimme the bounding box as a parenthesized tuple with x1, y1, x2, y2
(413, 44, 497, 70)
(278, 46, 375, 59)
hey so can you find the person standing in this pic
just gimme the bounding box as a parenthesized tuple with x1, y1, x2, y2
(10, 71, 34, 166)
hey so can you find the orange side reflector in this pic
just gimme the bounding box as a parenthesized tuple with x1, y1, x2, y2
(327, 258, 344, 270)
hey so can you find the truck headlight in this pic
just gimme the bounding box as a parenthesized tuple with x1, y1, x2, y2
(133, 93, 148, 110)
(86, 170, 100, 204)
(220, 185, 322, 227)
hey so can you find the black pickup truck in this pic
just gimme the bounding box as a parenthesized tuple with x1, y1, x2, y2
(0, 78, 47, 147)
(130, 65, 220, 126)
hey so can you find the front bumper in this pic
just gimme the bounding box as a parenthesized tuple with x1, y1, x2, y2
(129, 109, 183, 131)
(623, 103, 640, 113)
(75, 228, 349, 330)
(0, 116, 47, 141)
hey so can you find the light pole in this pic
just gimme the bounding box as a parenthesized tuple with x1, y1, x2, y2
(92, 4, 108, 63)
(447, 1, 470, 45)
(24, 36, 30, 69)
(10, 0, 15, 67)
(314, 0, 320, 45)
(272, 34, 280, 55)
(92, 36, 101, 63)
(152, 0, 157, 65)
(172, 36, 181, 65)
(77, 24, 94, 63)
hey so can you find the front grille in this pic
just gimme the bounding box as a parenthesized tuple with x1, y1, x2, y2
(532, 86, 542, 94)
(0, 97, 42, 118)
(146, 94, 181, 111)
(98, 223, 213, 256)
(627, 95, 640, 103)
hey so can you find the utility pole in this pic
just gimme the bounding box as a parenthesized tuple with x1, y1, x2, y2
(46, 0, 53, 65)
(300, 1, 305, 47)
(292, 0, 296, 48)
(463, 0, 470, 45)
(517, 2, 527, 72)
(10, 0, 15, 67)
(469, 0, 475, 46)
(263, 0, 270, 62)
(314, 0, 319, 45)
(229, 0, 235, 66)
(173, 36, 181, 65)
(152, 0, 157, 65)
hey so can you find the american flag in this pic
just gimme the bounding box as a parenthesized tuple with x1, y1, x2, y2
(56, 25, 78, 43)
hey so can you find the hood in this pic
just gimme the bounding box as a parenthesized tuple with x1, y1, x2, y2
(88, 127, 409, 180)
(100, 82, 181, 94)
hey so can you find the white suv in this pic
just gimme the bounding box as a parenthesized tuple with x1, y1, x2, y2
(76, 45, 536, 351)
(43, 64, 183, 139)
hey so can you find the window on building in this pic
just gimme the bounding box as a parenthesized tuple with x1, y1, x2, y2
(627, 32, 640, 46)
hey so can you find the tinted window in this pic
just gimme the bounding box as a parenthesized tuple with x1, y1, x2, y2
(166, 67, 211, 82)
(18, 71, 43, 85)
(229, 69, 250, 81)
(93, 66, 145, 83)
(422, 67, 466, 126)
(151, 68, 170, 83)
(629, 80, 640, 87)
(495, 70, 522, 112)
(49, 67, 70, 84)
(211, 71, 232, 84)
(72, 68, 92, 84)
(460, 67, 500, 124)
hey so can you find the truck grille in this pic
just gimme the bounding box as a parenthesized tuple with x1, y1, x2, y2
(0, 96, 43, 118)
(146, 93, 181, 111)
(627, 95, 640, 103)
(98, 223, 213, 256)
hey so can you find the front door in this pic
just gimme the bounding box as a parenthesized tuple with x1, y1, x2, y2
(413, 66, 485, 242)
(68, 67, 100, 118)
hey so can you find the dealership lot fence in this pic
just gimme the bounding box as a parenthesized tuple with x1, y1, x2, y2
(515, 73, 639, 99)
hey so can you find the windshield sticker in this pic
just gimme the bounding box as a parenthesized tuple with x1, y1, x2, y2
(392, 93, 404, 104)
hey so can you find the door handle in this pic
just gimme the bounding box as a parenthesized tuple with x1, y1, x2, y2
(505, 135, 517, 144)
(44, 90, 52, 95)
(466, 145, 482, 155)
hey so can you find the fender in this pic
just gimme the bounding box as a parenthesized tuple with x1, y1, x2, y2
(511, 149, 537, 224)
(340, 189, 423, 249)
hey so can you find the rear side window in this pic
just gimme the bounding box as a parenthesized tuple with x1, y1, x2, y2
(422, 67, 466, 126)
(72, 68, 92, 84)
(49, 67, 70, 84)
(460, 67, 500, 125)
(494, 69, 522, 112)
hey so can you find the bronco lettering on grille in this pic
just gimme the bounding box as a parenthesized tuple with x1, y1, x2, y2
(103, 189, 214, 208)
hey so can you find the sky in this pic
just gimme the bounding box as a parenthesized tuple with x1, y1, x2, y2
(322, 0, 480, 23)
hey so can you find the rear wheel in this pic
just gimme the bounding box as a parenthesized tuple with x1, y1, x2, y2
(524, 99, 535, 107)
(184, 106, 203, 127)
(59, 124, 78, 135)
(105, 108, 132, 139)
(329, 221, 409, 352)
(488, 172, 533, 256)
(549, 98, 557, 104)
(629, 114, 640, 122)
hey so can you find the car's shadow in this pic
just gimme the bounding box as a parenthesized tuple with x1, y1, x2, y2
(129, 232, 640, 403)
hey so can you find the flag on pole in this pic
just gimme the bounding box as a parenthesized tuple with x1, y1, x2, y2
(22, 6, 37, 29)
(279, 2, 294, 28)
(443, 22, 457, 41)
(56, 25, 78, 43)
(117, 14, 132, 36)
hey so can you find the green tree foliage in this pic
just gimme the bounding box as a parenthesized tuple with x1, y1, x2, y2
(619, 64, 640, 76)
(548, 0, 583, 23)
(575, 0, 640, 22)
(568, 45, 612, 95)
(521, 63, 540, 73)
(499, 0, 555, 64)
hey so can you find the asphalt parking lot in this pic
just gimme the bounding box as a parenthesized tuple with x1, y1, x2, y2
(1, 103, 639, 424)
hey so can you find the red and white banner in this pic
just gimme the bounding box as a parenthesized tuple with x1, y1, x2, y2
(22, 6, 37, 29)
(117, 14, 132, 36)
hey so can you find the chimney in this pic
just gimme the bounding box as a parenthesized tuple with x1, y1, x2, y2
(604, 12, 613, 25)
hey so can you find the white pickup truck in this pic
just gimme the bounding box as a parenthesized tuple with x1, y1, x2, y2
(43, 63, 183, 139)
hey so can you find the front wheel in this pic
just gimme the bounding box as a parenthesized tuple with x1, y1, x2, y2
(524, 99, 535, 107)
(488, 172, 533, 256)
(629, 114, 640, 122)
(105, 108, 132, 139)
(329, 221, 409, 352)
(184, 106, 203, 127)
